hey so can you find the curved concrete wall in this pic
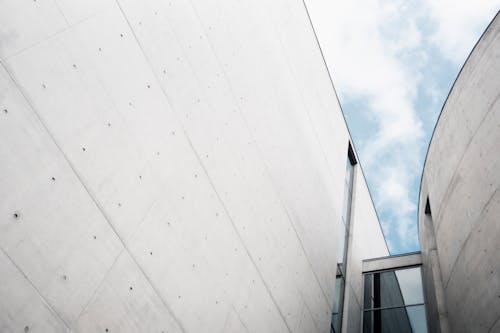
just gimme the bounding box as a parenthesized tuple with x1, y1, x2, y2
(0, 1, 387, 332)
(419, 12, 500, 333)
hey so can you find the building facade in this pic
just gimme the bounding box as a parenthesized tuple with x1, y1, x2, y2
(1, 1, 499, 332)
(0, 1, 388, 332)
(418, 11, 500, 333)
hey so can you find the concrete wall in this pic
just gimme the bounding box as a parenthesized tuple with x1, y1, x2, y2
(342, 165, 389, 333)
(0, 1, 387, 332)
(419, 12, 500, 333)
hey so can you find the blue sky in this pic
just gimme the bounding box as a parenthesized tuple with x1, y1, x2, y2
(305, 0, 500, 254)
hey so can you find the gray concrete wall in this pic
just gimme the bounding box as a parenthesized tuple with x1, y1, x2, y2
(0, 1, 387, 332)
(419, 12, 500, 333)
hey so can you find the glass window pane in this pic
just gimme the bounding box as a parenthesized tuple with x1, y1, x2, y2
(332, 277, 344, 314)
(364, 274, 373, 309)
(363, 308, 413, 333)
(407, 305, 428, 333)
(364, 271, 404, 309)
(379, 271, 405, 308)
(363, 306, 428, 333)
(331, 313, 339, 333)
(337, 222, 346, 264)
(342, 183, 349, 222)
(395, 267, 425, 305)
(345, 159, 352, 183)
(364, 267, 425, 309)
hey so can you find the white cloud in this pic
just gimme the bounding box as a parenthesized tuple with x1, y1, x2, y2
(305, 0, 426, 252)
(424, 1, 499, 63)
(304, 0, 499, 252)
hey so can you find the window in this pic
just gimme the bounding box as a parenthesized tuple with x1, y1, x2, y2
(331, 144, 357, 333)
(363, 266, 428, 333)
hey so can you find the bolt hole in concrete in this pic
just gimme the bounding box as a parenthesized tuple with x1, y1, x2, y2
(24, 326, 29, 332)
(129, 286, 133, 291)
(3, 108, 7, 113)
(13, 212, 19, 219)
(51, 177, 55, 181)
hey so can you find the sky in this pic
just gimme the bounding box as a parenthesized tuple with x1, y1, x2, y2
(304, 0, 500, 254)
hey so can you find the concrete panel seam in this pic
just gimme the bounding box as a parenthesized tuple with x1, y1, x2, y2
(113, 1, 293, 331)
(488, 312, 500, 333)
(1, 58, 186, 333)
(299, 290, 322, 333)
(434, 78, 499, 228)
(0, 246, 71, 331)
(186, 0, 333, 312)
(230, 304, 251, 333)
(268, 2, 341, 191)
(74, 247, 126, 324)
(266, 3, 341, 188)
(52, 0, 70, 26)
(443, 185, 500, 289)
(263, 6, 346, 307)
(2, 26, 70, 62)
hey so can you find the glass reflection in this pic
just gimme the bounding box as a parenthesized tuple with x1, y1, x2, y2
(363, 305, 427, 333)
(363, 307, 412, 333)
(363, 267, 427, 333)
(395, 268, 424, 305)
(407, 305, 427, 333)
(364, 267, 424, 309)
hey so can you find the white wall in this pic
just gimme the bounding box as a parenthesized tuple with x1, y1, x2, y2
(0, 1, 387, 332)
